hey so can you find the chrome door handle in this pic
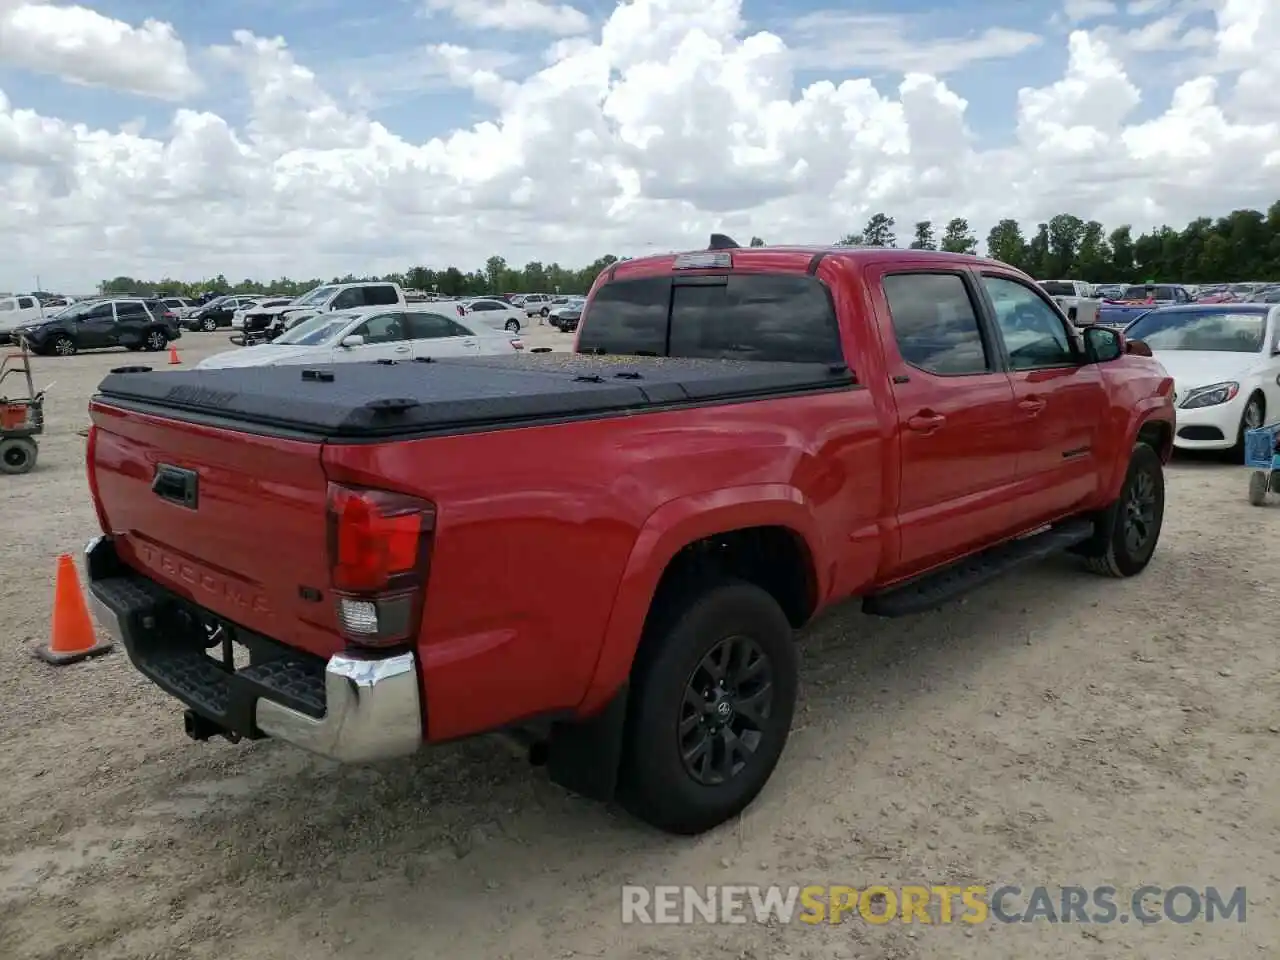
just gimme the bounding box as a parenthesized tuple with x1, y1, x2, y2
(907, 412, 946, 433)
(1019, 397, 1047, 415)
(394, 345, 410, 353)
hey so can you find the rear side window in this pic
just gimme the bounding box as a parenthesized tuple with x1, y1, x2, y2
(17, 297, 37, 309)
(115, 301, 148, 319)
(364, 285, 400, 306)
(669, 275, 842, 363)
(882, 273, 990, 375)
(577, 278, 670, 356)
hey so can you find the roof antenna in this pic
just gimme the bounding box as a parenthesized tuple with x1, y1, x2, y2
(708, 233, 740, 250)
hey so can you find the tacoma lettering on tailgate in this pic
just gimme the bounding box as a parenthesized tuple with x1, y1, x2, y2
(137, 543, 272, 616)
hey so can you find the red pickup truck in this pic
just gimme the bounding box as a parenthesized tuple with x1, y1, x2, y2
(83, 240, 1174, 835)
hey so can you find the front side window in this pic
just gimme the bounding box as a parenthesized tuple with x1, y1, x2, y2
(882, 273, 990, 375)
(981, 275, 1076, 370)
(351, 312, 405, 343)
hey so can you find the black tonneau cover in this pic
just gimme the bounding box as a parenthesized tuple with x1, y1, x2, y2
(94, 353, 854, 440)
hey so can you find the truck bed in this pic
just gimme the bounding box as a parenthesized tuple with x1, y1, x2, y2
(93, 353, 853, 439)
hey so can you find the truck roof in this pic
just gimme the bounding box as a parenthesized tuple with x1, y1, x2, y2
(93, 353, 854, 442)
(604, 245, 1005, 283)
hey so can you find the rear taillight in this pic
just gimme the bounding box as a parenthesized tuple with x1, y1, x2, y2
(85, 424, 109, 534)
(456, 305, 465, 317)
(510, 338, 523, 350)
(326, 483, 436, 647)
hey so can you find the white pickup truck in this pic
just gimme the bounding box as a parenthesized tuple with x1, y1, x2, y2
(1037, 280, 1101, 325)
(0, 295, 52, 342)
(237, 281, 408, 336)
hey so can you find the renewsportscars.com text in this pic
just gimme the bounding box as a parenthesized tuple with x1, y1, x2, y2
(621, 884, 1247, 926)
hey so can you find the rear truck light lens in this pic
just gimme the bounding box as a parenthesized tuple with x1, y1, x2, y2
(85, 424, 110, 534)
(326, 483, 436, 647)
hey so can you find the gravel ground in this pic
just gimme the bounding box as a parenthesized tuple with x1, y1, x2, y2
(1, 331, 1277, 959)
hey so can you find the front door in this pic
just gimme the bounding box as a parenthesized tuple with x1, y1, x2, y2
(873, 268, 1021, 574)
(339, 312, 410, 362)
(976, 273, 1107, 523)
(75, 302, 118, 348)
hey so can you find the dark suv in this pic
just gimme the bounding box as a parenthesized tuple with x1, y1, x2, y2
(15, 298, 181, 356)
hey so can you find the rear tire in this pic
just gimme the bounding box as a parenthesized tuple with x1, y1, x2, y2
(144, 329, 167, 351)
(505, 319, 520, 333)
(617, 579, 797, 835)
(1081, 443, 1165, 578)
(1249, 471, 1269, 506)
(0, 437, 38, 474)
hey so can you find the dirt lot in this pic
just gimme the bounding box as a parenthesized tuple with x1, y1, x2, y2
(1, 332, 1277, 959)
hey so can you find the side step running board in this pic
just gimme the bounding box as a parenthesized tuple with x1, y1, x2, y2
(862, 519, 1095, 618)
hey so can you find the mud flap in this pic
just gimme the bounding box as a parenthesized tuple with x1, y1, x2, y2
(547, 682, 629, 802)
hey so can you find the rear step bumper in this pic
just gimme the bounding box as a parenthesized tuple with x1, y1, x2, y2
(83, 535, 423, 764)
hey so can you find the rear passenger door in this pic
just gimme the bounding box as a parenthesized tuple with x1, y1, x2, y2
(405, 312, 477, 358)
(112, 301, 151, 347)
(976, 273, 1107, 522)
(872, 268, 1021, 573)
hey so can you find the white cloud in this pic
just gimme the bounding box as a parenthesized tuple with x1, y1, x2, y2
(0, 0, 1279, 290)
(0, 0, 199, 100)
(787, 13, 1042, 75)
(1063, 0, 1118, 22)
(423, 0, 589, 35)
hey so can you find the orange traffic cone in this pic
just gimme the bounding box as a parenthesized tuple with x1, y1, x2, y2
(168, 344, 181, 365)
(35, 554, 114, 665)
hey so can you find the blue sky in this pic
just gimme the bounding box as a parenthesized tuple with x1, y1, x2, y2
(0, 0, 1214, 147)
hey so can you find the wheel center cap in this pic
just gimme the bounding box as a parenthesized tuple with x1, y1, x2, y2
(715, 699, 733, 721)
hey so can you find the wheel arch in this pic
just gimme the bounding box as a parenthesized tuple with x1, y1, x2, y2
(576, 485, 823, 718)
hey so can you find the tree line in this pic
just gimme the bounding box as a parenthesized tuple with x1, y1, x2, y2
(93, 200, 1280, 298)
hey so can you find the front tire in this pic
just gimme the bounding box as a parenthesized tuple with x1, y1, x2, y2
(201, 317, 217, 332)
(617, 579, 797, 835)
(1234, 392, 1265, 461)
(52, 336, 76, 356)
(1081, 442, 1165, 578)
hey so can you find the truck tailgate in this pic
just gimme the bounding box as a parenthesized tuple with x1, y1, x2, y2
(89, 402, 341, 659)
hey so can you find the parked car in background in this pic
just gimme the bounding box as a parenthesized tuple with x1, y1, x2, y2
(241, 282, 408, 334)
(1097, 284, 1194, 327)
(522, 293, 554, 317)
(14, 298, 181, 356)
(1037, 279, 1101, 325)
(1123, 303, 1280, 456)
(1253, 285, 1280, 304)
(159, 297, 197, 319)
(198, 306, 522, 369)
(549, 297, 586, 331)
(0, 294, 51, 343)
(457, 297, 525, 332)
(231, 297, 293, 329)
(187, 295, 261, 331)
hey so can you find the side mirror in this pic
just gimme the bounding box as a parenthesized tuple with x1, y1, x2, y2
(1083, 325, 1124, 362)
(340, 335, 364, 348)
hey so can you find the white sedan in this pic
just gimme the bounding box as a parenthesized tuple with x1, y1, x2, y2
(196, 305, 523, 370)
(456, 298, 526, 333)
(1123, 303, 1280, 452)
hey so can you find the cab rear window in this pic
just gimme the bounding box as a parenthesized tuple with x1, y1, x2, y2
(576, 273, 843, 363)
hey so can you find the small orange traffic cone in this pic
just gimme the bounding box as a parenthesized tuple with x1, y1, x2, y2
(168, 344, 181, 365)
(35, 554, 114, 665)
